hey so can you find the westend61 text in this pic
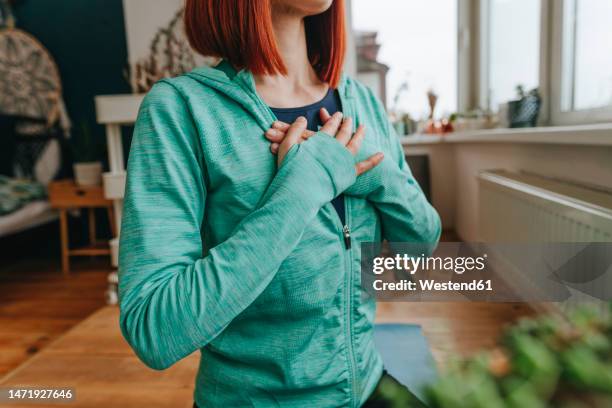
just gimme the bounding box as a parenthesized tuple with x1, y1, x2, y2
(372, 279, 493, 292)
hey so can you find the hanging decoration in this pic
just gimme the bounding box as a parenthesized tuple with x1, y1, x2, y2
(0, 28, 70, 134)
(126, 8, 216, 94)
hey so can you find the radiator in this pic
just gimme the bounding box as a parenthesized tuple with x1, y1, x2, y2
(479, 170, 612, 243)
(478, 170, 612, 312)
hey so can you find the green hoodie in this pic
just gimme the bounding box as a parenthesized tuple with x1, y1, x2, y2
(119, 61, 441, 407)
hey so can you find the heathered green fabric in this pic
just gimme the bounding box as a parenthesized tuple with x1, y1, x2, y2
(119, 61, 441, 408)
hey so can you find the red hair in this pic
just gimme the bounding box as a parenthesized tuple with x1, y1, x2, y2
(184, 0, 346, 88)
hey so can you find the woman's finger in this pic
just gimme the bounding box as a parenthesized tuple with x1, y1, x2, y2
(320, 112, 343, 136)
(346, 124, 366, 155)
(272, 121, 313, 139)
(284, 116, 307, 144)
(265, 128, 285, 143)
(266, 128, 315, 145)
(355, 153, 384, 176)
(336, 117, 353, 146)
(272, 121, 290, 131)
(278, 116, 307, 163)
(270, 143, 280, 154)
(319, 108, 332, 123)
(302, 129, 316, 140)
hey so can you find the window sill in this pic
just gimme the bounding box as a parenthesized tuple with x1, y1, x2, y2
(401, 123, 612, 147)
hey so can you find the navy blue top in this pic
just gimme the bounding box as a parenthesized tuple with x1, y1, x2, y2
(269, 89, 346, 225)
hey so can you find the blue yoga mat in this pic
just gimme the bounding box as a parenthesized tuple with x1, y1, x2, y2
(374, 323, 438, 403)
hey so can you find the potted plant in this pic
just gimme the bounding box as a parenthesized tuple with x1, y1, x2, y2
(71, 122, 103, 187)
(508, 85, 542, 128)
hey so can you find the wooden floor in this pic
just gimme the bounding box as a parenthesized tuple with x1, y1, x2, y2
(377, 302, 534, 370)
(0, 307, 198, 408)
(0, 257, 109, 377)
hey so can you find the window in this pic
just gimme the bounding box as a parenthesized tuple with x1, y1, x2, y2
(549, 0, 612, 124)
(350, 0, 612, 127)
(480, 0, 541, 113)
(560, 0, 612, 112)
(351, 0, 457, 120)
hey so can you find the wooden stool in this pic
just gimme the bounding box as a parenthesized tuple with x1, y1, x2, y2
(49, 179, 116, 275)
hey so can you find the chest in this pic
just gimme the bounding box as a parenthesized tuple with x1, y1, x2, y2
(190, 97, 384, 243)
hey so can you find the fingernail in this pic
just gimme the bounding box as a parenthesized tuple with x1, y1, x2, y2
(334, 112, 343, 119)
(296, 116, 306, 123)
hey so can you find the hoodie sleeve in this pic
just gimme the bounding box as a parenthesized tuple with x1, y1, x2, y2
(346, 95, 441, 252)
(119, 82, 356, 370)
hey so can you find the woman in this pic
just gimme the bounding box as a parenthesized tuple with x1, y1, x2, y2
(119, 0, 441, 406)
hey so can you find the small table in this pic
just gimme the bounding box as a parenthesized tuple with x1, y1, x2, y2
(49, 179, 116, 275)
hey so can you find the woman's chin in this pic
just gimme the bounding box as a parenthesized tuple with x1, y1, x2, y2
(275, 0, 334, 17)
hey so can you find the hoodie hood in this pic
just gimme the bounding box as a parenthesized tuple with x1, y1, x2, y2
(185, 60, 353, 131)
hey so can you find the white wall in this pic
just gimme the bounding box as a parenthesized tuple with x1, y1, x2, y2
(344, 0, 357, 77)
(122, 0, 184, 65)
(406, 144, 456, 231)
(356, 72, 381, 100)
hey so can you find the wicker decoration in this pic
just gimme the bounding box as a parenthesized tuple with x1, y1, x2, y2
(128, 8, 216, 94)
(0, 27, 69, 183)
(0, 28, 63, 125)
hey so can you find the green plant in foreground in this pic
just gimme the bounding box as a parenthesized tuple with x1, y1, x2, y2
(426, 304, 612, 408)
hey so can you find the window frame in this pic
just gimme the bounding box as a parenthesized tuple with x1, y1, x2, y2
(467, 0, 612, 126)
(549, 0, 612, 125)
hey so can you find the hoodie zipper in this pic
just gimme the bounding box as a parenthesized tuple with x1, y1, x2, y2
(327, 198, 357, 408)
(339, 199, 358, 408)
(339, 90, 360, 407)
(343, 225, 352, 249)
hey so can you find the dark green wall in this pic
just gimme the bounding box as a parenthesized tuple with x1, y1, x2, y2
(14, 0, 130, 166)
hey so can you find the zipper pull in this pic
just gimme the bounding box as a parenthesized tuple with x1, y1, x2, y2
(343, 225, 351, 250)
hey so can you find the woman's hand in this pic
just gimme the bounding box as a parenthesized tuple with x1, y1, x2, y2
(267, 111, 384, 176)
(265, 107, 331, 155)
(266, 120, 315, 155)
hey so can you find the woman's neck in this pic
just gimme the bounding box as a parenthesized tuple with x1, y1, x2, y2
(254, 10, 328, 108)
